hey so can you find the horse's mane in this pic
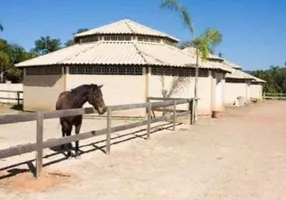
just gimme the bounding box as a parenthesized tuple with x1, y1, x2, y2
(70, 84, 100, 96)
(70, 84, 91, 96)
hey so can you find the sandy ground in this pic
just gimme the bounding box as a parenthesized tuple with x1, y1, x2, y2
(1, 100, 286, 199)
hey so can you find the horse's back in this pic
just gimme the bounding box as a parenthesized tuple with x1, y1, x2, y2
(56, 91, 71, 110)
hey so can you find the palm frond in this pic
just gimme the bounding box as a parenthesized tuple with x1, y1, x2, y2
(166, 76, 190, 98)
(199, 39, 209, 61)
(160, 0, 181, 11)
(191, 37, 209, 61)
(160, 0, 194, 35)
(202, 27, 222, 52)
(180, 7, 194, 34)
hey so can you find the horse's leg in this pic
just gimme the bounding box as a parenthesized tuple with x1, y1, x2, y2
(60, 119, 66, 149)
(74, 123, 82, 158)
(64, 125, 73, 158)
(60, 126, 66, 149)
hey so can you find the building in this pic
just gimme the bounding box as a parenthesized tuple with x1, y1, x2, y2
(181, 47, 231, 114)
(16, 19, 231, 116)
(206, 53, 265, 105)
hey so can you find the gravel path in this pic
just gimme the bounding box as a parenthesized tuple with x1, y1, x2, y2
(1, 100, 286, 199)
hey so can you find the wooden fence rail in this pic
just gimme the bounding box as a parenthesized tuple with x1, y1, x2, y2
(0, 98, 194, 178)
(0, 90, 23, 105)
(147, 96, 198, 121)
(263, 93, 286, 100)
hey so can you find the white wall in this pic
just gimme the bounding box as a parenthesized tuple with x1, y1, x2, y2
(23, 75, 65, 111)
(224, 80, 248, 105)
(66, 73, 146, 116)
(0, 83, 23, 104)
(149, 70, 213, 116)
(250, 83, 263, 99)
(213, 72, 225, 111)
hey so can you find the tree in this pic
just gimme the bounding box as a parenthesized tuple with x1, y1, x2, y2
(65, 28, 89, 47)
(251, 66, 286, 93)
(191, 28, 222, 59)
(0, 39, 36, 82)
(160, 0, 222, 119)
(32, 36, 62, 55)
(0, 23, 3, 32)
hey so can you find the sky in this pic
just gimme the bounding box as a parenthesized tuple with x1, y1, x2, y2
(1, 0, 285, 70)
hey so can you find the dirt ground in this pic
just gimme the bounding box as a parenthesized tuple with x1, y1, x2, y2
(1, 100, 286, 200)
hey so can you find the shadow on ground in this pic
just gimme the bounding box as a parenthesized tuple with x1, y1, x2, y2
(0, 121, 182, 180)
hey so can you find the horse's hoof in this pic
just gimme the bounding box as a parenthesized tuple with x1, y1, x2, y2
(74, 152, 81, 159)
(66, 151, 72, 159)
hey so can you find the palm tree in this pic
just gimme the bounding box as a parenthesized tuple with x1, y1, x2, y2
(160, 0, 222, 120)
(191, 27, 222, 59)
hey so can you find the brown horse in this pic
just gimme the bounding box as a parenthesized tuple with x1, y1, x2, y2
(56, 84, 107, 158)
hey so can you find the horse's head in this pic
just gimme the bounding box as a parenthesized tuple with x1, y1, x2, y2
(87, 84, 107, 115)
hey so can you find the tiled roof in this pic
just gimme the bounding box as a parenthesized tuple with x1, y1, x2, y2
(74, 19, 179, 42)
(182, 47, 266, 82)
(15, 41, 230, 72)
(223, 60, 242, 70)
(225, 68, 254, 80)
(181, 47, 232, 72)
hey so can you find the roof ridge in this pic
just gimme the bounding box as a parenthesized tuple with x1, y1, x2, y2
(131, 41, 148, 64)
(137, 42, 180, 66)
(124, 20, 135, 34)
(128, 19, 178, 41)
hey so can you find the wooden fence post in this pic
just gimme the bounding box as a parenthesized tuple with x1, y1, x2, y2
(147, 102, 151, 139)
(173, 100, 176, 131)
(16, 91, 20, 106)
(146, 97, 149, 118)
(190, 99, 194, 125)
(36, 111, 44, 178)
(106, 108, 111, 154)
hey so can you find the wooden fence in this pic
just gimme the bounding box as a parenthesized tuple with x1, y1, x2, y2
(0, 90, 23, 105)
(0, 98, 195, 178)
(263, 93, 286, 100)
(147, 96, 198, 118)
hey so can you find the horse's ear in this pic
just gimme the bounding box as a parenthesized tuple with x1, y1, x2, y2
(98, 84, 103, 88)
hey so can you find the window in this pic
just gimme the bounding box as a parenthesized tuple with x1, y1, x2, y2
(103, 36, 132, 41)
(137, 36, 161, 43)
(26, 66, 62, 75)
(104, 36, 111, 41)
(80, 36, 98, 43)
(69, 66, 143, 76)
(151, 67, 209, 78)
(151, 67, 192, 77)
(199, 70, 209, 77)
